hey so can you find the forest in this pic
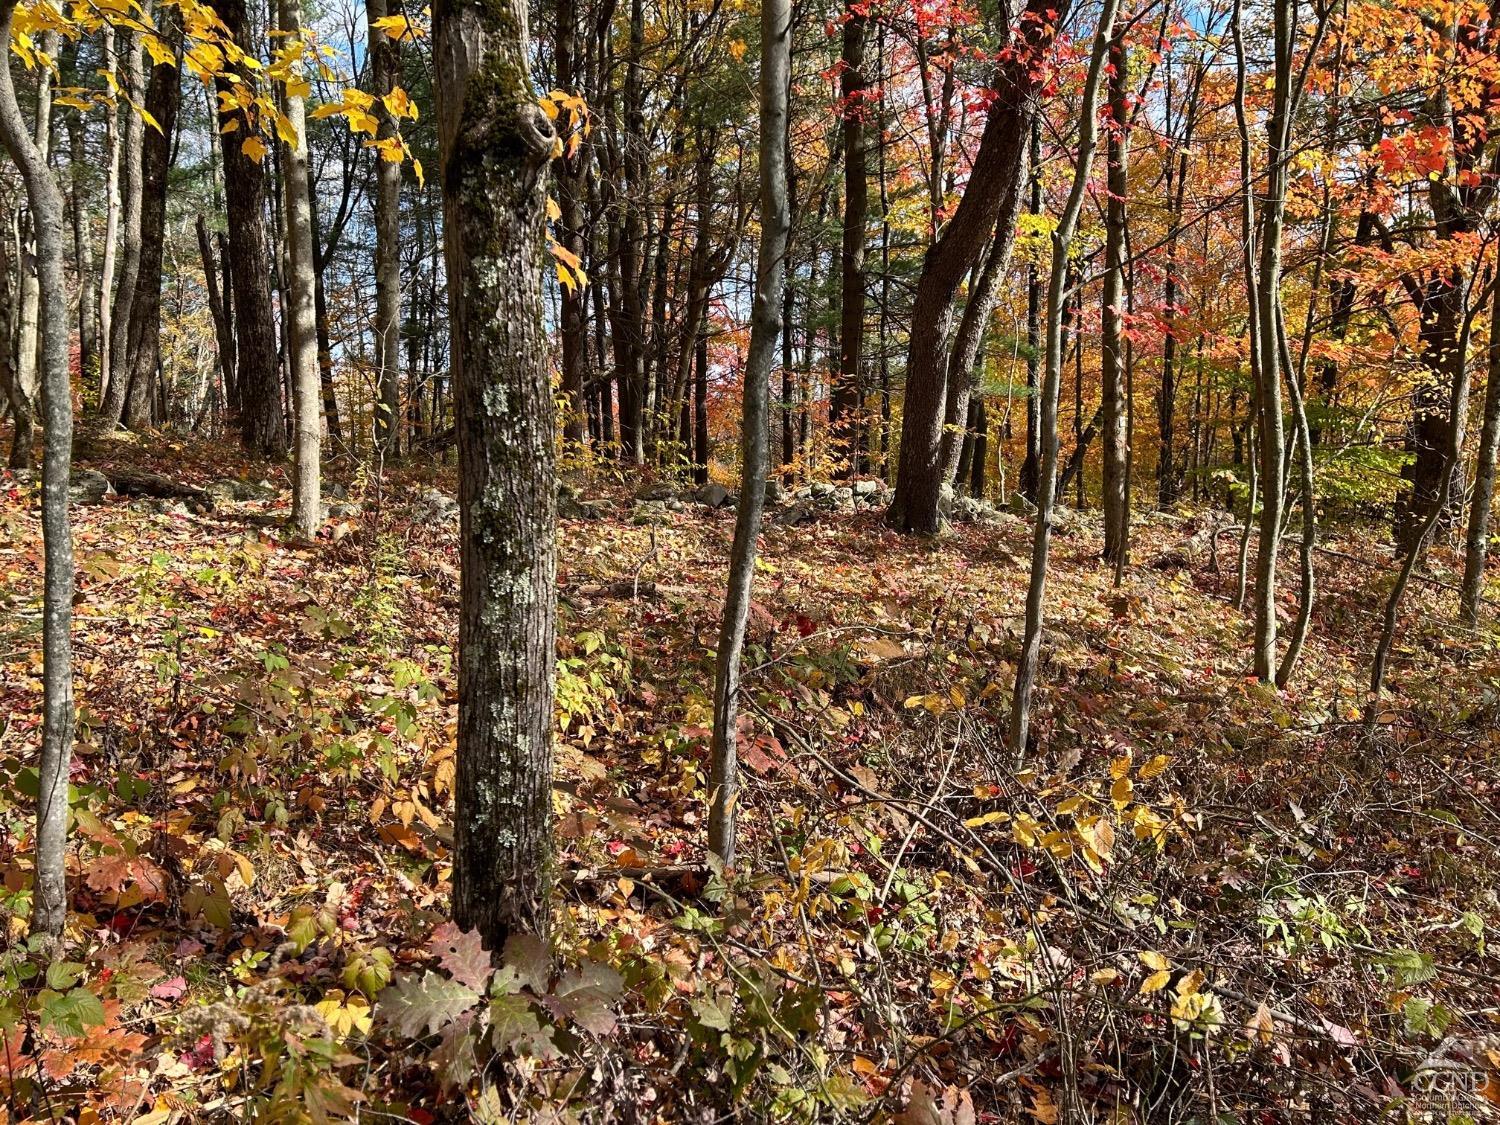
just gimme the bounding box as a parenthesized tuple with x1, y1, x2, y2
(1, 0, 1499, 1115)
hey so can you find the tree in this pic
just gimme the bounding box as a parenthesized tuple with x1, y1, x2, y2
(369, 0, 404, 458)
(120, 11, 184, 429)
(212, 0, 285, 458)
(833, 0, 867, 476)
(102, 28, 141, 425)
(708, 0, 791, 867)
(886, 0, 1071, 534)
(278, 0, 321, 536)
(434, 0, 560, 948)
(1100, 23, 1129, 566)
(0, 0, 75, 938)
(1009, 0, 1120, 753)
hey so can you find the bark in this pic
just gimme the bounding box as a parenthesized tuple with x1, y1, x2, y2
(103, 29, 141, 425)
(280, 0, 321, 536)
(940, 220, 1011, 484)
(66, 69, 97, 387)
(1101, 28, 1129, 563)
(0, 0, 74, 938)
(693, 318, 709, 485)
(1009, 0, 1118, 755)
(887, 0, 1067, 534)
(435, 0, 560, 949)
(1460, 276, 1500, 626)
(122, 16, 183, 429)
(98, 26, 120, 411)
(1019, 116, 1042, 502)
(555, 0, 588, 446)
(0, 207, 21, 467)
(369, 0, 404, 457)
(213, 0, 285, 457)
(832, 0, 866, 475)
(12, 30, 57, 457)
(708, 0, 789, 867)
(197, 216, 235, 409)
(306, 165, 342, 442)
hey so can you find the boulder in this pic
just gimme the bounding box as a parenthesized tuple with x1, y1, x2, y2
(635, 481, 678, 502)
(557, 482, 605, 520)
(852, 478, 880, 496)
(694, 481, 731, 509)
(413, 488, 460, 522)
(69, 469, 113, 505)
(630, 500, 675, 526)
(207, 477, 277, 503)
(763, 479, 786, 506)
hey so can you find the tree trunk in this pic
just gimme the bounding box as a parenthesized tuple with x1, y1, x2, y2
(1009, 0, 1118, 754)
(1460, 277, 1500, 626)
(280, 0, 321, 536)
(1019, 116, 1042, 503)
(103, 29, 141, 426)
(832, 0, 866, 476)
(65, 68, 96, 389)
(213, 0, 285, 457)
(435, 0, 560, 949)
(369, 0, 404, 457)
(97, 25, 120, 412)
(940, 221, 1011, 484)
(708, 0, 790, 867)
(1100, 27, 1129, 564)
(555, 0, 588, 447)
(0, 0, 74, 938)
(12, 30, 57, 454)
(122, 17, 182, 429)
(887, 0, 1067, 534)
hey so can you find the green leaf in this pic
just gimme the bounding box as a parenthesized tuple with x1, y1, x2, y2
(40, 987, 106, 1038)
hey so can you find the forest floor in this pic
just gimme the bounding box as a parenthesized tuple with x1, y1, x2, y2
(3, 429, 1500, 1123)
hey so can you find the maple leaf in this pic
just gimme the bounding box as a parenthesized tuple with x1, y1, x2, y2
(377, 971, 480, 1038)
(427, 922, 492, 991)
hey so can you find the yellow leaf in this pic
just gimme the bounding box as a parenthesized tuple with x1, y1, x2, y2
(1138, 754, 1172, 779)
(242, 135, 268, 161)
(1140, 969, 1172, 994)
(1109, 752, 1133, 780)
(1138, 950, 1170, 972)
(1111, 776, 1133, 808)
(546, 197, 562, 221)
(963, 810, 1009, 828)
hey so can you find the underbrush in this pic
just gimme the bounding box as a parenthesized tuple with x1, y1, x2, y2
(1, 437, 1498, 1123)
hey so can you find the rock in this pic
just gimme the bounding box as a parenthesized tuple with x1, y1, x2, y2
(763, 479, 785, 505)
(774, 501, 818, 527)
(1009, 491, 1038, 516)
(324, 501, 362, 519)
(413, 487, 459, 522)
(694, 482, 730, 508)
(792, 486, 814, 501)
(69, 469, 113, 505)
(630, 500, 674, 526)
(207, 477, 277, 503)
(557, 483, 605, 520)
(852, 479, 880, 496)
(636, 482, 678, 502)
(329, 482, 349, 500)
(938, 484, 957, 521)
(810, 481, 835, 498)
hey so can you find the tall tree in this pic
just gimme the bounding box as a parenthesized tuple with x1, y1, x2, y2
(369, 0, 404, 457)
(1100, 23, 1129, 565)
(121, 13, 183, 429)
(708, 0, 791, 866)
(0, 0, 74, 938)
(1009, 0, 1120, 753)
(213, 0, 285, 457)
(434, 0, 560, 948)
(279, 0, 321, 536)
(102, 28, 141, 425)
(886, 0, 1069, 533)
(833, 0, 867, 476)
